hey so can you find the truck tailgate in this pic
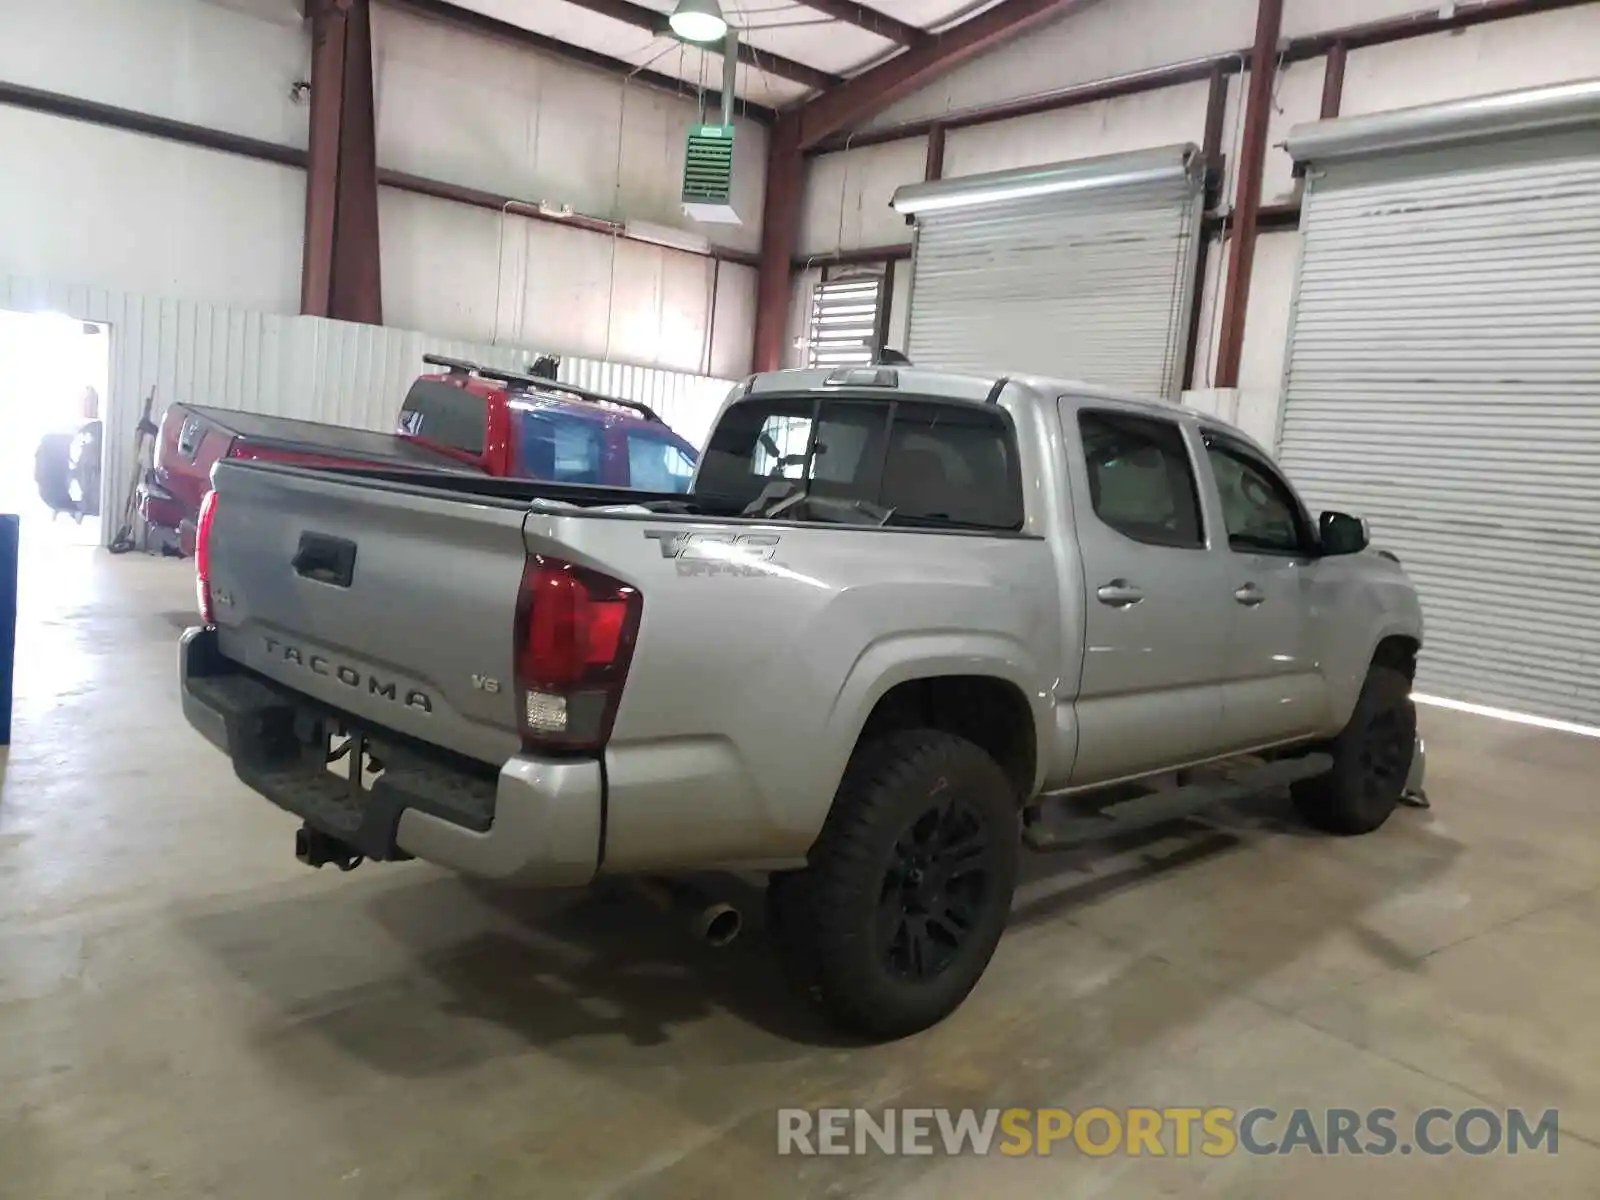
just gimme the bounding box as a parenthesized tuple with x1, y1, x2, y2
(205, 460, 528, 766)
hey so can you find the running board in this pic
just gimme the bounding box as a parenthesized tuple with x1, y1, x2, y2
(1022, 753, 1334, 852)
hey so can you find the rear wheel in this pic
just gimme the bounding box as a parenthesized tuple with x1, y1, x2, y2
(771, 730, 1019, 1040)
(1292, 665, 1415, 835)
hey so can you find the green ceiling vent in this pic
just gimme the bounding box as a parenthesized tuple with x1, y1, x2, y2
(682, 122, 741, 225)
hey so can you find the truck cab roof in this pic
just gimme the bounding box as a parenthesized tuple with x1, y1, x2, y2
(740, 366, 1264, 454)
(745, 366, 1181, 415)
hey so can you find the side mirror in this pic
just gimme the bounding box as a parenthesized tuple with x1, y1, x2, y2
(1319, 510, 1369, 556)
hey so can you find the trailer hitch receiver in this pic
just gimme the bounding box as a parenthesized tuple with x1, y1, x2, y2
(295, 825, 365, 872)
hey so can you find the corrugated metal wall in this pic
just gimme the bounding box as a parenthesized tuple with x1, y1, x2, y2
(2, 274, 737, 548)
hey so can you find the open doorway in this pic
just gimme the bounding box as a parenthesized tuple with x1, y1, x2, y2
(0, 310, 110, 548)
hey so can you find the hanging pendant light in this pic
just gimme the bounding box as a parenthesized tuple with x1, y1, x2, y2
(669, 0, 728, 43)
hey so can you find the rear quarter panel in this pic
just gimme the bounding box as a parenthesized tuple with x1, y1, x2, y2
(540, 516, 1061, 872)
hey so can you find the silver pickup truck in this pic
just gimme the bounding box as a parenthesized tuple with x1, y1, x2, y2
(180, 364, 1424, 1039)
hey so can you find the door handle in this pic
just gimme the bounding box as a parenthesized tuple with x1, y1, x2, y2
(1096, 580, 1145, 608)
(1234, 583, 1266, 607)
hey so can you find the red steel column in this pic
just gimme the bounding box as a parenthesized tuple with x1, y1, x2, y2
(1181, 64, 1233, 389)
(301, 0, 349, 317)
(1213, 0, 1285, 388)
(752, 115, 804, 373)
(923, 122, 946, 181)
(302, 0, 382, 324)
(331, 0, 383, 324)
(1320, 40, 1348, 119)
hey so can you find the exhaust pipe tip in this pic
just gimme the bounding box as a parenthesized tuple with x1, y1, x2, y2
(696, 902, 742, 949)
(635, 879, 743, 947)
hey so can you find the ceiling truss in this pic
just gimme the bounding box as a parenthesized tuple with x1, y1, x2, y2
(391, 0, 1076, 127)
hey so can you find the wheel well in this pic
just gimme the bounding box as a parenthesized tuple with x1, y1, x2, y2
(858, 676, 1036, 802)
(1373, 635, 1420, 684)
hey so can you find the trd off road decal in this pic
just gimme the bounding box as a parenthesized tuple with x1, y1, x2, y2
(644, 530, 783, 578)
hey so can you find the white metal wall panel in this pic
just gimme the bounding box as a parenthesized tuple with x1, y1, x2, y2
(285, 320, 543, 432)
(3, 274, 738, 547)
(902, 166, 1204, 398)
(1276, 131, 1600, 722)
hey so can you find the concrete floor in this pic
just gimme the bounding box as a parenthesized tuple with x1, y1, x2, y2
(5, 542, 1600, 1199)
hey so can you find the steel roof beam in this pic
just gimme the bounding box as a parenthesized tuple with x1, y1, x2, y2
(796, 0, 927, 46)
(556, 0, 842, 92)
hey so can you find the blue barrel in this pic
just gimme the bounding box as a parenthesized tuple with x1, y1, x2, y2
(0, 514, 15, 745)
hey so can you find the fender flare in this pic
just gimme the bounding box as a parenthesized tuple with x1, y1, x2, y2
(1367, 621, 1424, 670)
(1328, 622, 1423, 729)
(817, 631, 1052, 801)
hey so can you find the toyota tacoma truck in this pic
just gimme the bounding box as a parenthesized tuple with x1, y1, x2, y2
(179, 365, 1425, 1039)
(141, 355, 700, 555)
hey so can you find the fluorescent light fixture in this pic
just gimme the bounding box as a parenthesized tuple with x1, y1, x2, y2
(890, 146, 1199, 216)
(669, 0, 727, 43)
(1412, 693, 1600, 740)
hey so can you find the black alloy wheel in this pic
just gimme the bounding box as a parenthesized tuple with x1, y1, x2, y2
(880, 796, 993, 981)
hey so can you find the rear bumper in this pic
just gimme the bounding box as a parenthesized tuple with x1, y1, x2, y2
(179, 627, 601, 886)
(137, 472, 189, 531)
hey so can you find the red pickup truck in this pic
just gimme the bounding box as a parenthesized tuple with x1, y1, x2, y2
(140, 355, 702, 555)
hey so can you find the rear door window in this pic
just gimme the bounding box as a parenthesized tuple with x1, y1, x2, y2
(627, 433, 698, 493)
(515, 409, 603, 484)
(398, 380, 488, 456)
(1078, 410, 1205, 549)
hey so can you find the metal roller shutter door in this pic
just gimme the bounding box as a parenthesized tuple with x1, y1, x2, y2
(891, 145, 1205, 399)
(1278, 129, 1600, 723)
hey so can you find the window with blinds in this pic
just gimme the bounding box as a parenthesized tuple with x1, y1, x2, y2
(806, 274, 885, 369)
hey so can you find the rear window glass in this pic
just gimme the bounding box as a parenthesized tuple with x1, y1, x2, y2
(627, 433, 698, 493)
(398, 380, 487, 455)
(1079, 410, 1204, 549)
(515, 410, 603, 484)
(697, 396, 1023, 530)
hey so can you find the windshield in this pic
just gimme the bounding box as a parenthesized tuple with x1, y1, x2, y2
(695, 395, 1024, 530)
(627, 432, 698, 493)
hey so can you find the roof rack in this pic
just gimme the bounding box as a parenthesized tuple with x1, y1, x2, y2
(421, 353, 664, 425)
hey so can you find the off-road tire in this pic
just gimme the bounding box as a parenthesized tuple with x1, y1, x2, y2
(771, 729, 1019, 1040)
(1292, 666, 1416, 835)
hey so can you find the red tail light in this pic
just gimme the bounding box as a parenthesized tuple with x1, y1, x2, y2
(513, 556, 641, 752)
(195, 489, 220, 623)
